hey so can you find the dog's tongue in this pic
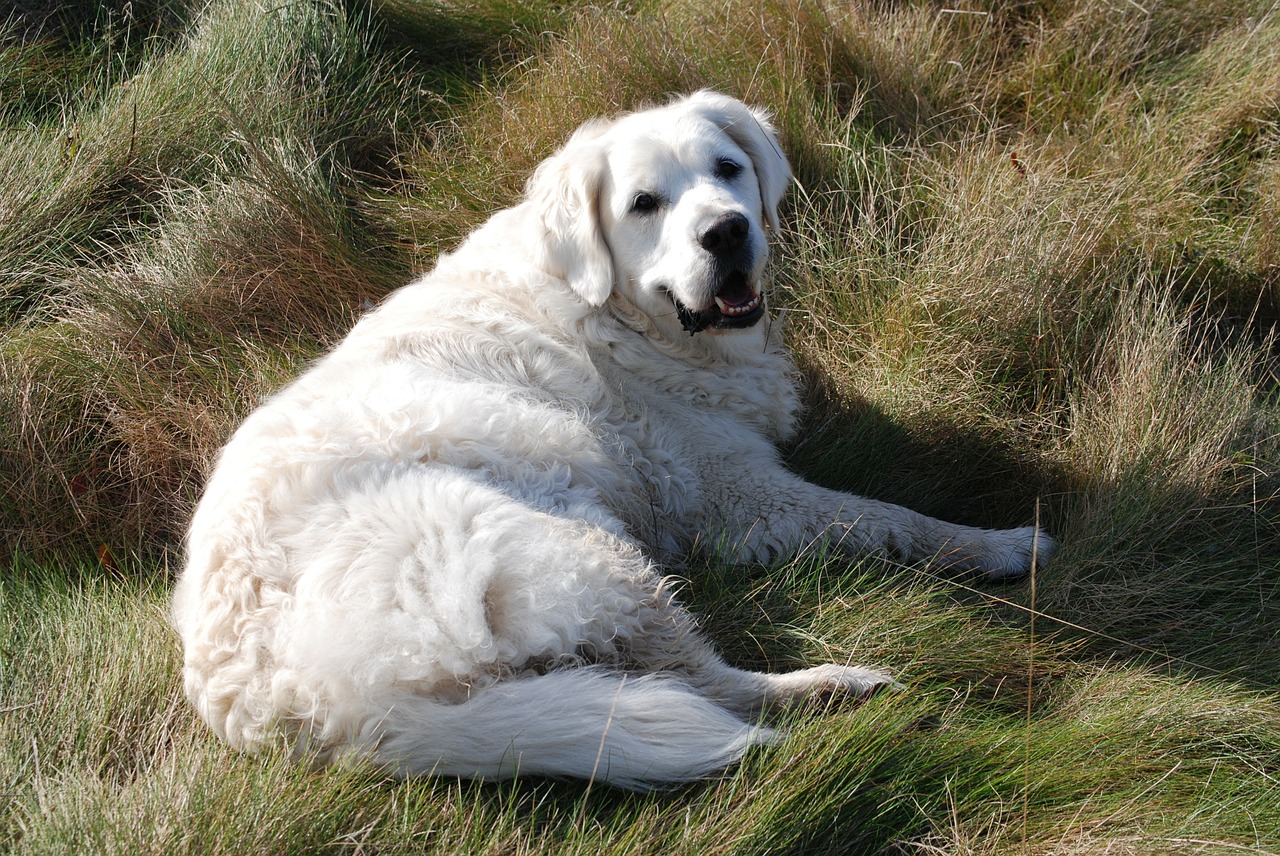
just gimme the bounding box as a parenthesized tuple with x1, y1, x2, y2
(714, 274, 756, 310)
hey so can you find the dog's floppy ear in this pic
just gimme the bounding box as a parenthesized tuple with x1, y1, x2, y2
(526, 122, 613, 306)
(685, 90, 792, 233)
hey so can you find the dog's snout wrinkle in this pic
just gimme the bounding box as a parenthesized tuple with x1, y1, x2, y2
(699, 213, 750, 257)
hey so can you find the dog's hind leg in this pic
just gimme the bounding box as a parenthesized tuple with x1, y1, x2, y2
(440, 501, 892, 722)
(616, 574, 896, 719)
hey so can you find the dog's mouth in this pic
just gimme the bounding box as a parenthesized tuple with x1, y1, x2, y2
(671, 271, 765, 335)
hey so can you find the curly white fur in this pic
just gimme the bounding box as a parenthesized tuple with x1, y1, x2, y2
(172, 91, 1054, 789)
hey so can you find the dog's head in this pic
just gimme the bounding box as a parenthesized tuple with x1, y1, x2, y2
(527, 91, 791, 337)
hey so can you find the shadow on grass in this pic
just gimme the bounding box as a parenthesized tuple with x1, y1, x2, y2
(784, 370, 1063, 533)
(777, 369, 1280, 689)
(354, 0, 567, 71)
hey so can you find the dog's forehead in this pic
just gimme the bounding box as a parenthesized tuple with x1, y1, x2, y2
(605, 114, 746, 186)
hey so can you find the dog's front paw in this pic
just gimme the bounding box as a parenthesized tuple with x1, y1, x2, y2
(973, 525, 1056, 580)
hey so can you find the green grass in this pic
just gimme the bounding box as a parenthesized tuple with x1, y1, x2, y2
(2, 0, 1278, 852)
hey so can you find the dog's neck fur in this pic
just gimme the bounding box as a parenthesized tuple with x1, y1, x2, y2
(588, 286, 799, 443)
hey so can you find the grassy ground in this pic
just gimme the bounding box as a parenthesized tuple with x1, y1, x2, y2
(2, 0, 1278, 852)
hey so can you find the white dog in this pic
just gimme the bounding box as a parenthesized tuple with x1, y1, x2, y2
(172, 92, 1052, 789)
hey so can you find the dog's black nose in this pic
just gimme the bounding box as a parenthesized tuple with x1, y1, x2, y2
(699, 213, 750, 257)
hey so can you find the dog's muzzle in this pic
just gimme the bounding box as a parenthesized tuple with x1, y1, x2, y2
(673, 270, 764, 335)
(669, 213, 766, 335)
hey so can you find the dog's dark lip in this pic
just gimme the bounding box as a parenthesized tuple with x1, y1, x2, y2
(668, 272, 764, 336)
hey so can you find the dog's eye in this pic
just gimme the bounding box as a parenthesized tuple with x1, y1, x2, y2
(631, 193, 659, 214)
(715, 158, 743, 180)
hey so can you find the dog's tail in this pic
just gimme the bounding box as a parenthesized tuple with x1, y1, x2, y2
(364, 668, 774, 789)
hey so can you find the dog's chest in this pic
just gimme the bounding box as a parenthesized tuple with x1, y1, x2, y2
(587, 355, 788, 556)
(588, 390, 700, 558)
